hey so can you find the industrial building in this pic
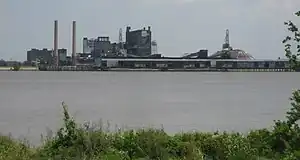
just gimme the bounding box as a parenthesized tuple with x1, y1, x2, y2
(125, 26, 152, 57)
(82, 37, 114, 57)
(58, 49, 67, 63)
(81, 26, 153, 60)
(100, 58, 290, 70)
(27, 48, 67, 65)
(40, 20, 298, 72)
(27, 48, 52, 64)
(111, 42, 120, 54)
(0, 59, 6, 66)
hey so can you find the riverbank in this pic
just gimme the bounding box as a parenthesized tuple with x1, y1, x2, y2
(0, 66, 37, 71)
(1, 90, 300, 160)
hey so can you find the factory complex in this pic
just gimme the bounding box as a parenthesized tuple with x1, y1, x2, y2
(22, 21, 297, 72)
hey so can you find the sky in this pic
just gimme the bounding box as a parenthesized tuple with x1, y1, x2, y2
(0, 0, 299, 61)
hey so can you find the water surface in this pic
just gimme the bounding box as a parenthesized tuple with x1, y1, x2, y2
(0, 71, 299, 144)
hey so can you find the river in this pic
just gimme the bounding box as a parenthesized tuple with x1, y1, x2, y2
(0, 71, 299, 145)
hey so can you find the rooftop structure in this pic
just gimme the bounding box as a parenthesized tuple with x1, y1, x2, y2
(182, 50, 208, 59)
(209, 49, 255, 60)
(208, 29, 254, 60)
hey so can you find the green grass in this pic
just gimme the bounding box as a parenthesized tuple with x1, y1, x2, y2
(1, 90, 300, 160)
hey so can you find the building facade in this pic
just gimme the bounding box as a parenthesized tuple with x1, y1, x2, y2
(27, 48, 52, 64)
(82, 37, 112, 57)
(58, 48, 67, 62)
(27, 48, 68, 65)
(0, 59, 6, 66)
(83, 37, 92, 54)
(125, 26, 152, 57)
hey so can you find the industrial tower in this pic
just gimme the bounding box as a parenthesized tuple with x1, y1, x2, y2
(222, 29, 232, 50)
(52, 20, 77, 66)
(72, 21, 77, 66)
(119, 28, 126, 56)
(53, 20, 59, 66)
(119, 28, 123, 44)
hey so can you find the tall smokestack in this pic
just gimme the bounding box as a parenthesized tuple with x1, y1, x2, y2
(72, 21, 76, 66)
(54, 20, 58, 66)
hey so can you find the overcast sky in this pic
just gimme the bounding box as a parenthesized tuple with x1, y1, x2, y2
(0, 0, 299, 61)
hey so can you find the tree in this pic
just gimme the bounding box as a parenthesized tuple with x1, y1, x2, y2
(283, 11, 300, 124)
(283, 11, 300, 70)
(275, 10, 300, 158)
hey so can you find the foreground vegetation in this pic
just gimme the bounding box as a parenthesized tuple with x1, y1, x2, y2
(0, 91, 300, 160)
(1, 10, 300, 160)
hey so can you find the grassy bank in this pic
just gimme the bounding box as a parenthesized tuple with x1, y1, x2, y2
(0, 66, 37, 71)
(1, 91, 300, 160)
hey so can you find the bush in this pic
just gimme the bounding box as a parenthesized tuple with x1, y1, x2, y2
(11, 64, 21, 71)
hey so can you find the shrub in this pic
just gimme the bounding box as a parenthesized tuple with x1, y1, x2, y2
(0, 135, 33, 160)
(11, 64, 21, 71)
